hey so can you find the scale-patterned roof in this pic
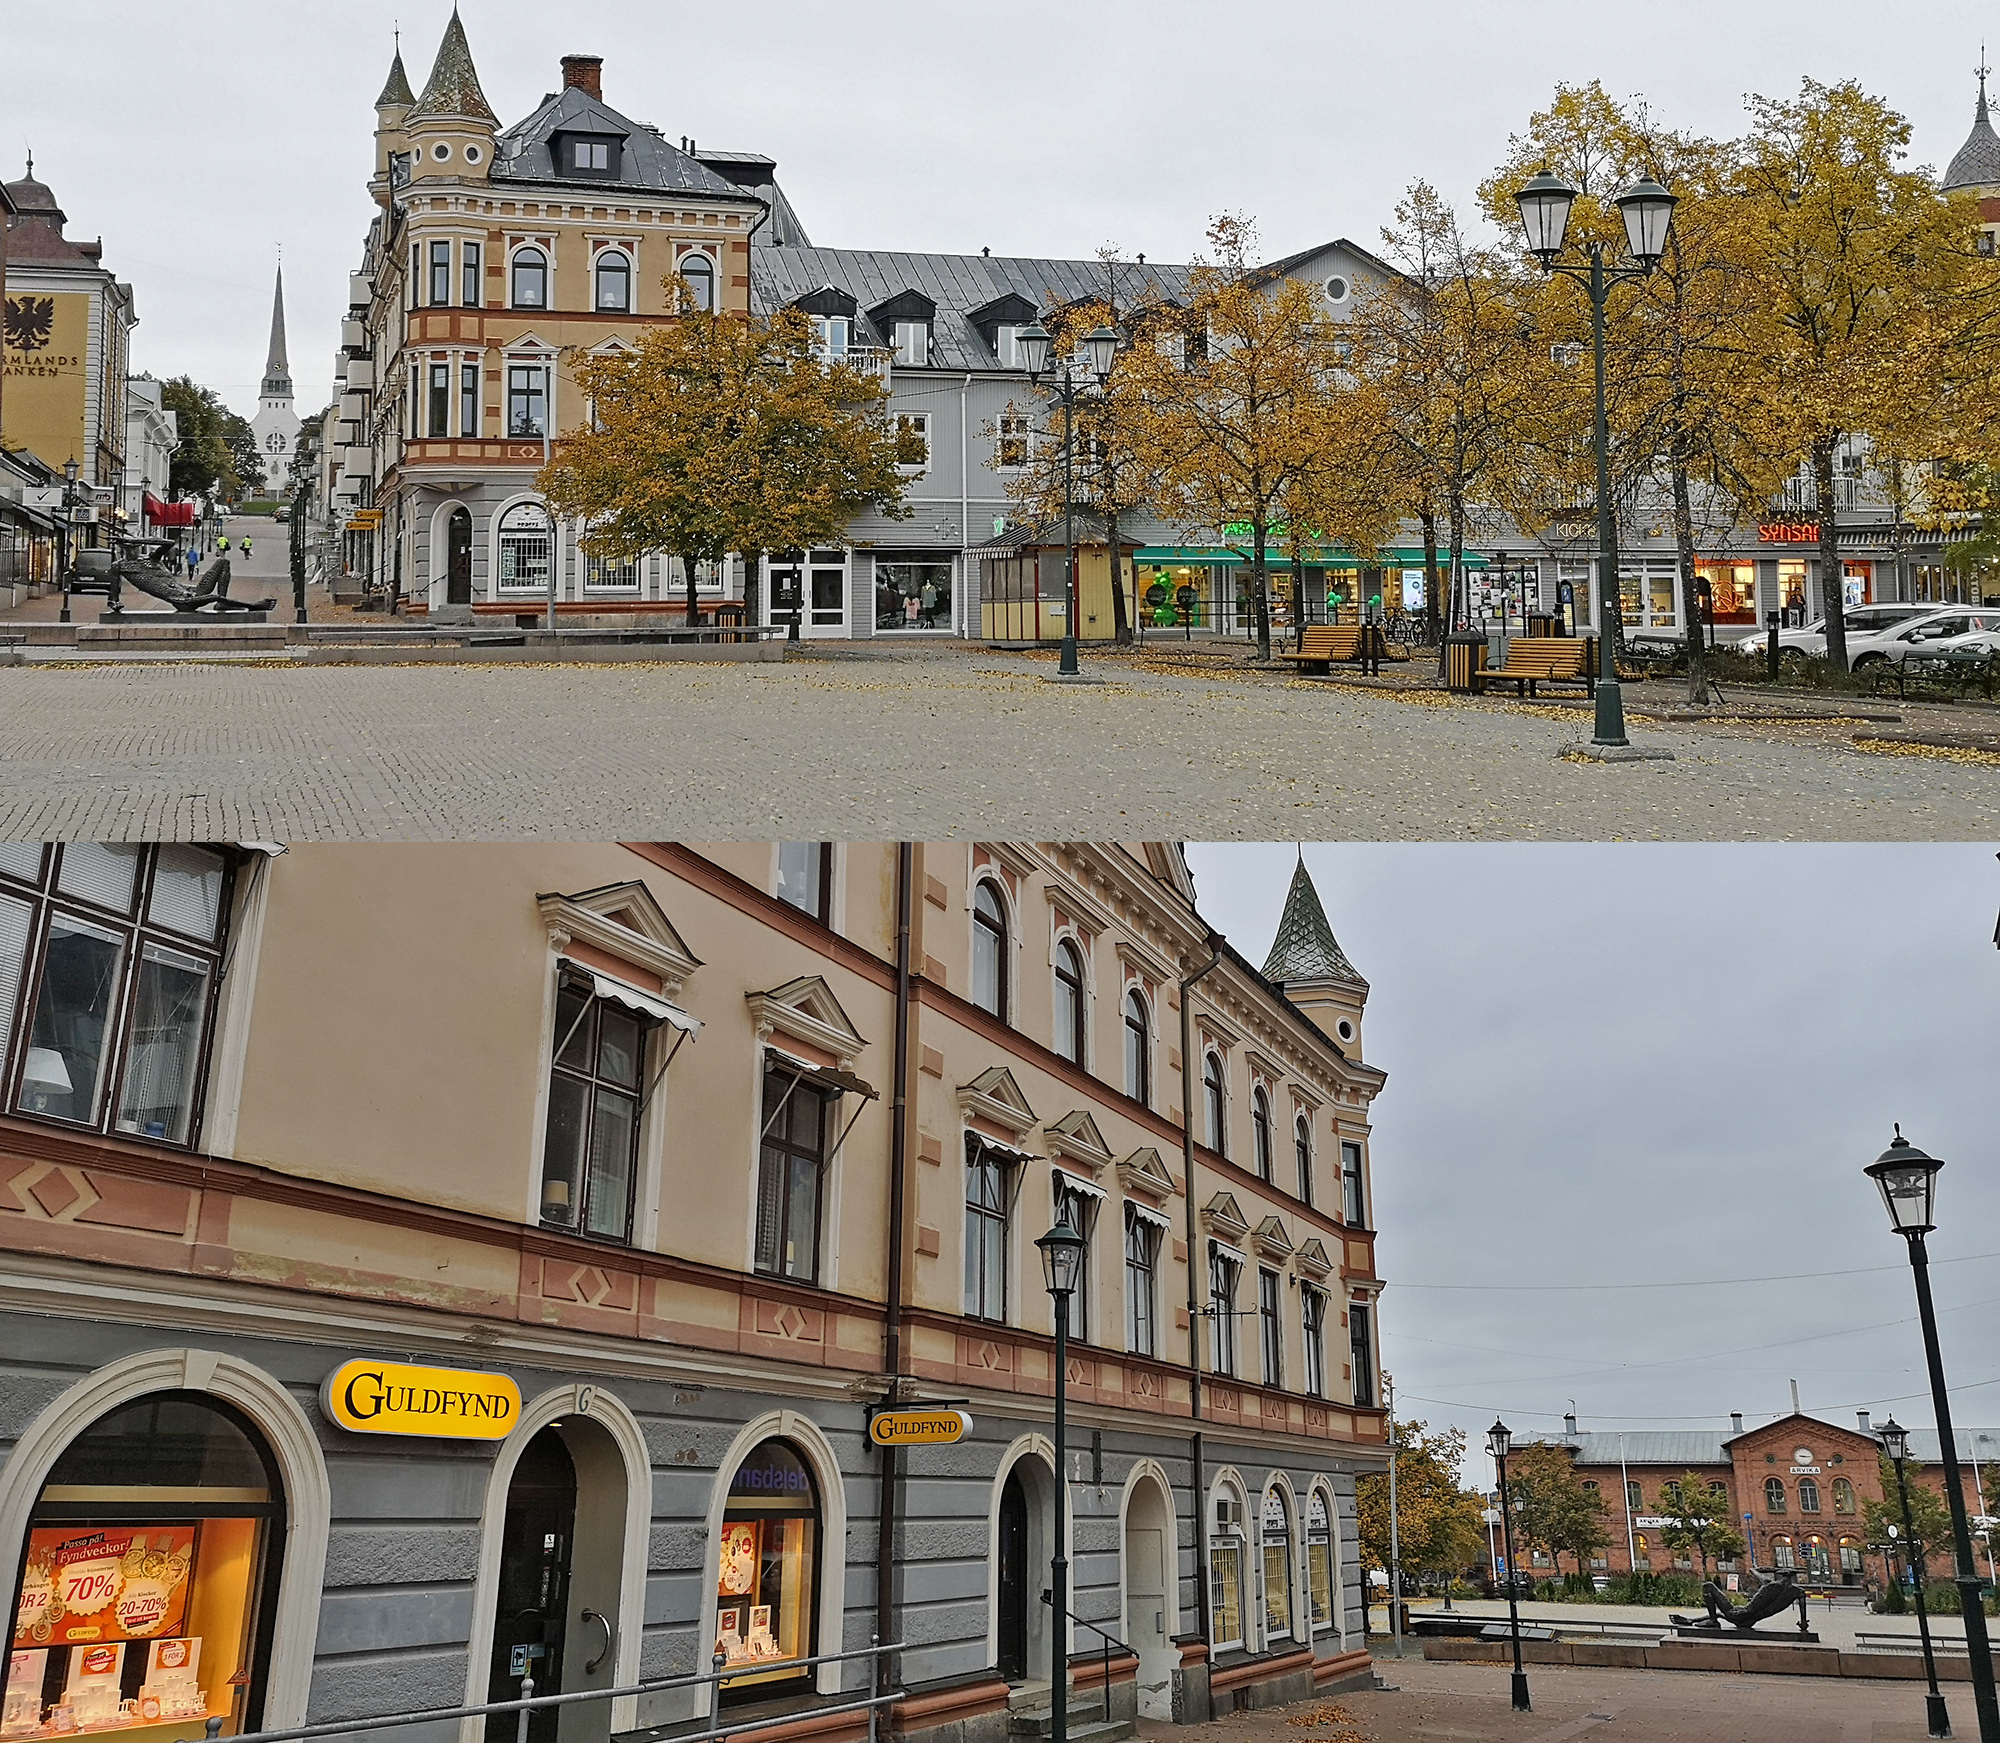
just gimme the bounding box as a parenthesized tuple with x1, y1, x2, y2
(376, 49, 416, 110)
(1259, 857, 1365, 987)
(410, 10, 496, 124)
(1946, 83, 2000, 190)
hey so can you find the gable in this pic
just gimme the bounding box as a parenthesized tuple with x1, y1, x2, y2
(744, 973, 868, 1066)
(537, 881, 701, 994)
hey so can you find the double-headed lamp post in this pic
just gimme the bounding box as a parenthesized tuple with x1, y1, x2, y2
(1036, 1218, 1087, 1743)
(1486, 1419, 1531, 1713)
(1881, 1416, 1952, 1738)
(1514, 168, 1677, 751)
(1866, 1129, 2000, 1742)
(1015, 321, 1119, 678)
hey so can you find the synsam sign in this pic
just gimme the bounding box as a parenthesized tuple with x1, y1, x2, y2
(322, 1358, 522, 1439)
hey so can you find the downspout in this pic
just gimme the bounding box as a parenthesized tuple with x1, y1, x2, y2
(961, 373, 972, 640)
(1180, 930, 1226, 1648)
(875, 843, 915, 1674)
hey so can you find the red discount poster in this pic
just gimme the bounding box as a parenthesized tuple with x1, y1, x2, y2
(13, 1526, 197, 1646)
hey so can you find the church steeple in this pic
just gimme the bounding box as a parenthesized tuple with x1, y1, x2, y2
(261, 261, 291, 399)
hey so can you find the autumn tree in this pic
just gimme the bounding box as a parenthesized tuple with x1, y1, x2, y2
(1737, 78, 2000, 672)
(159, 377, 259, 502)
(1864, 1452, 1955, 1586)
(1355, 1419, 1487, 1595)
(541, 299, 913, 624)
(1505, 1443, 1611, 1580)
(1655, 1472, 1746, 1577)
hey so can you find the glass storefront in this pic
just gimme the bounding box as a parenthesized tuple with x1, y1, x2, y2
(9, 1395, 282, 1742)
(1307, 1492, 1333, 1632)
(874, 559, 955, 633)
(715, 1441, 817, 1700)
(766, 552, 848, 636)
(1695, 561, 1758, 625)
(1259, 1492, 1292, 1642)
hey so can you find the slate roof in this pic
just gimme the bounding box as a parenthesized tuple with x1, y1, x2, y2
(1259, 857, 1365, 987)
(409, 10, 495, 123)
(1945, 84, 2000, 191)
(1519, 1423, 2000, 1467)
(750, 246, 1193, 370)
(491, 86, 752, 202)
(1248, 235, 1402, 287)
(375, 49, 416, 109)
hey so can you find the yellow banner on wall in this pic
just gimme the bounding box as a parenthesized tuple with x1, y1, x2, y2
(2, 290, 90, 471)
(321, 1359, 522, 1438)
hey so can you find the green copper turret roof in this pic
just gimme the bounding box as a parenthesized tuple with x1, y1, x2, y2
(376, 48, 416, 109)
(1259, 857, 1365, 987)
(410, 9, 496, 124)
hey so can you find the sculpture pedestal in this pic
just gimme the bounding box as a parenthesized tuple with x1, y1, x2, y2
(1665, 1626, 1820, 1644)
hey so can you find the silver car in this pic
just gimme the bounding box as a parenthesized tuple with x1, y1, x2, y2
(1848, 608, 2000, 667)
(1745, 602, 1937, 662)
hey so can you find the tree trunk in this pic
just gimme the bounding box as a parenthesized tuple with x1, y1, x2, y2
(1815, 434, 1847, 673)
(1252, 519, 1272, 662)
(1289, 536, 1307, 652)
(1671, 458, 1708, 705)
(742, 549, 763, 626)
(1447, 491, 1466, 648)
(1423, 509, 1445, 677)
(1105, 512, 1132, 645)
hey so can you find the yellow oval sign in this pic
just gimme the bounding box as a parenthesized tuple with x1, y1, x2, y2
(322, 1359, 522, 1439)
(869, 1409, 971, 1447)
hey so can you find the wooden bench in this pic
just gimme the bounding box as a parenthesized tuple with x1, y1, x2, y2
(1277, 624, 1363, 674)
(1474, 637, 1594, 697)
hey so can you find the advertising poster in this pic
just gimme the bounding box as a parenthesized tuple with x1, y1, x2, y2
(1, 291, 90, 472)
(12, 1527, 196, 1647)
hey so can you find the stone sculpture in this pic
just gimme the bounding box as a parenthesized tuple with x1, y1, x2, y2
(1669, 1567, 1810, 1633)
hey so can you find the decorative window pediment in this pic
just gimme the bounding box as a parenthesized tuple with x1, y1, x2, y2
(538, 881, 701, 996)
(1045, 1109, 1114, 1175)
(1201, 1191, 1249, 1241)
(1245, 1047, 1285, 1088)
(1295, 1237, 1334, 1279)
(978, 841, 1042, 879)
(1116, 1146, 1178, 1204)
(1045, 878, 1114, 938)
(1251, 1215, 1295, 1260)
(957, 1064, 1039, 1137)
(1197, 1007, 1246, 1051)
(1115, 935, 1172, 986)
(745, 974, 867, 1069)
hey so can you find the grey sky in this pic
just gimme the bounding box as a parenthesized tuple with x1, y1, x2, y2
(1186, 843, 2000, 1489)
(8, 0, 1994, 427)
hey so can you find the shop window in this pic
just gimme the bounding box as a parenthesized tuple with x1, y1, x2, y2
(1251, 1087, 1272, 1181)
(1258, 1268, 1282, 1387)
(972, 882, 1007, 1019)
(581, 546, 638, 591)
(10, 1392, 282, 1740)
(1209, 1493, 1245, 1650)
(1798, 1477, 1820, 1513)
(1124, 1206, 1159, 1357)
(677, 253, 715, 314)
(755, 1063, 830, 1283)
(1261, 1491, 1293, 1642)
(1307, 1491, 1333, 1631)
(594, 251, 631, 313)
(774, 844, 831, 924)
(1833, 1478, 1855, 1514)
(1349, 1301, 1375, 1408)
(1053, 939, 1085, 1065)
(1773, 1538, 1795, 1571)
(539, 967, 650, 1241)
(875, 560, 953, 634)
(3, 844, 231, 1148)
(1123, 990, 1150, 1105)
(497, 502, 552, 591)
(510, 248, 547, 310)
(964, 1137, 1012, 1323)
(1302, 1285, 1327, 1397)
(1295, 1114, 1313, 1205)
(1053, 1177, 1095, 1343)
(1341, 1140, 1367, 1228)
(1202, 1052, 1226, 1154)
(1208, 1246, 1240, 1377)
(715, 1441, 817, 1700)
(1839, 1539, 1862, 1575)
(1765, 1478, 1786, 1515)
(462, 242, 482, 308)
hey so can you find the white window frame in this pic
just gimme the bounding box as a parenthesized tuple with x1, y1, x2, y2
(508, 241, 552, 311)
(895, 411, 931, 475)
(593, 246, 635, 314)
(996, 412, 1034, 471)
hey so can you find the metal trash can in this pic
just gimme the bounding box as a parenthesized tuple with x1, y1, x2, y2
(1526, 611, 1561, 638)
(1445, 631, 1487, 693)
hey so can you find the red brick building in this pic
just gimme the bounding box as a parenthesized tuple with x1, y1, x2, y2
(1518, 1411, 1998, 1589)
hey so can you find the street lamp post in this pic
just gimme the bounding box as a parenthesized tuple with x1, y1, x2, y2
(1036, 1218, 1087, 1743)
(57, 456, 81, 625)
(1487, 1420, 1531, 1712)
(1015, 322, 1119, 678)
(1866, 1129, 2000, 1743)
(1882, 1417, 1952, 1738)
(1514, 168, 1677, 750)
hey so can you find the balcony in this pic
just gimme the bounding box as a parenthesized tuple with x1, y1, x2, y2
(345, 360, 375, 391)
(339, 391, 369, 423)
(339, 446, 374, 481)
(831, 344, 892, 385)
(340, 319, 368, 351)
(349, 273, 373, 310)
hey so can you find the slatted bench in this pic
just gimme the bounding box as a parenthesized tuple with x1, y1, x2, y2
(1474, 637, 1594, 697)
(1277, 624, 1363, 674)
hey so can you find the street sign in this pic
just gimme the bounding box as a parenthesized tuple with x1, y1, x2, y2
(868, 1408, 971, 1447)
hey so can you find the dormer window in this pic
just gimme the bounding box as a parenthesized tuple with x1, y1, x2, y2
(793, 287, 860, 360)
(574, 140, 609, 171)
(814, 316, 848, 360)
(556, 131, 622, 180)
(869, 290, 937, 370)
(892, 321, 930, 367)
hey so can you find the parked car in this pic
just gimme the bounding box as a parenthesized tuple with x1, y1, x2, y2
(1745, 602, 1936, 662)
(1847, 607, 2000, 667)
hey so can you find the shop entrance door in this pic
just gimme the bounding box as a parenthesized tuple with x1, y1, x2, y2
(996, 1469, 1029, 1682)
(487, 1430, 577, 1743)
(446, 507, 473, 604)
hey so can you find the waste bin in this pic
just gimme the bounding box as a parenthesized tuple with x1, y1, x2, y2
(1526, 611, 1561, 638)
(1445, 631, 1487, 693)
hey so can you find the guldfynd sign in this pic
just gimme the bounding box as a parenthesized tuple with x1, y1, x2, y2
(321, 1359, 522, 1438)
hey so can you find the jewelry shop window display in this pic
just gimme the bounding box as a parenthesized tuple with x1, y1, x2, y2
(713, 1442, 817, 1701)
(7, 1393, 283, 1742)
(1306, 1491, 1333, 1634)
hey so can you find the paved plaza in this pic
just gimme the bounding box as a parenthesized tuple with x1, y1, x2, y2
(0, 641, 1998, 839)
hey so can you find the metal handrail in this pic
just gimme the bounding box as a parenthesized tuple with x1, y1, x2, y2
(1041, 1593, 1134, 1722)
(179, 1640, 906, 1743)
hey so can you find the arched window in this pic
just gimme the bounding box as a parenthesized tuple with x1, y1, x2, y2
(1765, 1477, 1787, 1515)
(1772, 1536, 1795, 1570)
(972, 881, 1007, 1018)
(678, 251, 715, 313)
(1797, 1477, 1820, 1513)
(1203, 1052, 1226, 1153)
(1251, 1088, 1273, 1180)
(497, 502, 552, 593)
(1838, 1536, 1862, 1575)
(1833, 1478, 1855, 1514)
(1209, 1484, 1247, 1650)
(715, 1439, 818, 1697)
(1634, 1532, 1649, 1564)
(510, 246, 547, 308)
(1306, 1490, 1334, 1633)
(1261, 1489, 1294, 1643)
(1053, 938, 1085, 1064)
(1295, 1114, 1314, 1204)
(1124, 990, 1149, 1104)
(593, 249, 631, 312)
(17, 1393, 285, 1733)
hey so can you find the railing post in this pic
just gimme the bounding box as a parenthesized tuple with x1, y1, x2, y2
(868, 1633, 879, 1743)
(515, 1672, 534, 1743)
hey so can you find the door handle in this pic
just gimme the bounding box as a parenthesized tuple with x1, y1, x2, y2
(581, 1609, 613, 1676)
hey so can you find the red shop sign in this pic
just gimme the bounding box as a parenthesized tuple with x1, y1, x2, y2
(1759, 521, 1820, 544)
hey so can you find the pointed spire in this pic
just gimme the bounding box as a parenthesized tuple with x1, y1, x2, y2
(1946, 53, 2000, 191)
(376, 41, 416, 109)
(410, 7, 496, 123)
(262, 260, 292, 398)
(1259, 857, 1365, 987)
(1980, 46, 1992, 124)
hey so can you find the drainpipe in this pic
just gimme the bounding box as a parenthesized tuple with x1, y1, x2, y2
(875, 843, 915, 1677)
(960, 374, 972, 641)
(1179, 930, 1225, 1648)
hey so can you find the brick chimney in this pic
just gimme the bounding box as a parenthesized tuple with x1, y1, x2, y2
(561, 55, 602, 99)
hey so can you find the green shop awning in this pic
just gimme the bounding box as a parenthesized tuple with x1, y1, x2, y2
(1135, 547, 1241, 565)
(1135, 545, 1488, 569)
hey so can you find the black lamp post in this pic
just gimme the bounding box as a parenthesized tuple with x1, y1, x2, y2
(1036, 1218, 1086, 1743)
(1882, 1417, 1952, 1738)
(1866, 1130, 2000, 1742)
(1015, 321, 1118, 677)
(1515, 167, 1676, 751)
(57, 455, 81, 625)
(1487, 1419, 1531, 1712)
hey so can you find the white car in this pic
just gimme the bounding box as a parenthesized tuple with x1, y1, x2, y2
(1745, 602, 1936, 662)
(1848, 608, 2000, 667)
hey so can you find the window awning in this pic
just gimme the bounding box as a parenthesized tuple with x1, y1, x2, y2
(765, 1044, 875, 1100)
(145, 495, 197, 526)
(1051, 1165, 1108, 1203)
(1126, 1200, 1175, 1232)
(562, 958, 701, 1033)
(1133, 545, 1489, 569)
(969, 1129, 1040, 1167)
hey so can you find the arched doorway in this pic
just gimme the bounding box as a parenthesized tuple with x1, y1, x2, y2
(1122, 1469, 1175, 1719)
(992, 1453, 1060, 1687)
(446, 506, 473, 604)
(483, 1419, 628, 1743)
(997, 1469, 1030, 1681)
(10, 1391, 285, 1739)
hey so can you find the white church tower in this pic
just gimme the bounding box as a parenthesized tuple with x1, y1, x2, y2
(249, 260, 299, 495)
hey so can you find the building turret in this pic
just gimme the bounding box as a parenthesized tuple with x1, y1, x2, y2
(405, 7, 497, 190)
(1944, 56, 2000, 255)
(1258, 855, 1368, 1055)
(371, 41, 417, 209)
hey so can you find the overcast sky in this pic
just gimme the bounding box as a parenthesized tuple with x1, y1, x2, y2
(8, 0, 1995, 424)
(1186, 844, 2000, 1490)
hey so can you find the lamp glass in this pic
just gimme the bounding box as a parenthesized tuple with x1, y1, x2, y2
(1487, 1418, 1512, 1460)
(63, 457, 80, 483)
(1015, 322, 1052, 377)
(1616, 178, 1677, 267)
(1084, 325, 1119, 379)
(1037, 1221, 1086, 1298)
(1866, 1134, 1941, 1235)
(1879, 1417, 1910, 1462)
(1514, 168, 1577, 265)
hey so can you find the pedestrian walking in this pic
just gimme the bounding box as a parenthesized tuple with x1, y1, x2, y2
(185, 544, 200, 580)
(240, 536, 253, 559)
(217, 535, 231, 554)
